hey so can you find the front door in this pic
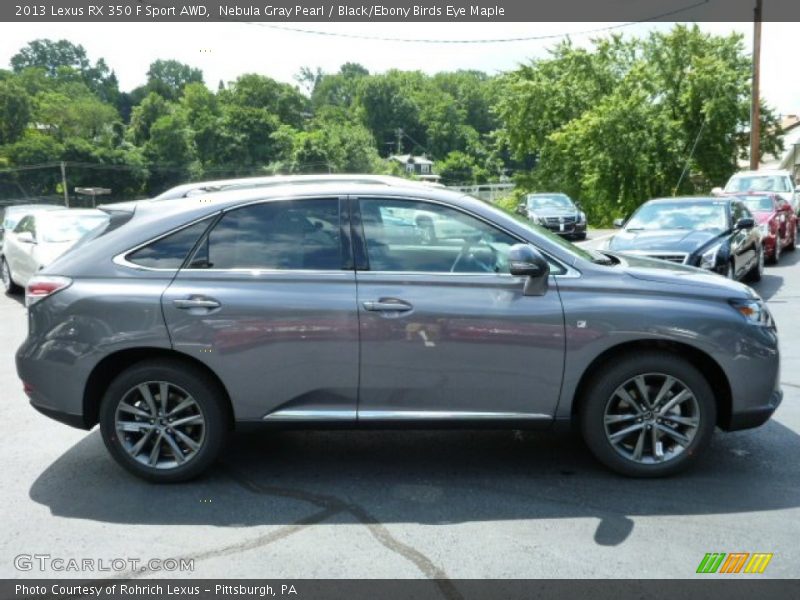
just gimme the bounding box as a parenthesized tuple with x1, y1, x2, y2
(161, 197, 359, 422)
(352, 196, 566, 423)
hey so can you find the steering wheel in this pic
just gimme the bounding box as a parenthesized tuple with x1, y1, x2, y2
(450, 238, 497, 273)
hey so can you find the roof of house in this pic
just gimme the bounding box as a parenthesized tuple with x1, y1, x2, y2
(389, 154, 435, 165)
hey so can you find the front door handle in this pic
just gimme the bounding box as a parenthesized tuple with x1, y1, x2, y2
(173, 297, 221, 309)
(362, 299, 413, 312)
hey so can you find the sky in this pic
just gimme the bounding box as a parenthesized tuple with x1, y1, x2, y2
(0, 21, 797, 115)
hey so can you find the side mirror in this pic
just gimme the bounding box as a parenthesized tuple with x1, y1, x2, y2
(711, 187, 724, 197)
(16, 231, 36, 244)
(735, 217, 755, 230)
(509, 243, 550, 296)
(613, 218, 625, 228)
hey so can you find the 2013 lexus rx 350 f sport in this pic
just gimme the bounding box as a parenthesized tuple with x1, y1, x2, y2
(15, 180, 782, 482)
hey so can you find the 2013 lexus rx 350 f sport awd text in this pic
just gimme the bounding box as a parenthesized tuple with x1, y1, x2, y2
(15, 177, 782, 482)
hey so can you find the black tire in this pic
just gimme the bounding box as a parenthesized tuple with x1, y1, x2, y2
(579, 352, 716, 477)
(768, 239, 780, 265)
(1, 257, 21, 295)
(99, 359, 229, 483)
(573, 232, 587, 241)
(746, 246, 764, 283)
(786, 229, 796, 252)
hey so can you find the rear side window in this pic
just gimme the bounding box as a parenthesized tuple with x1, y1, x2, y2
(189, 199, 341, 270)
(127, 218, 213, 269)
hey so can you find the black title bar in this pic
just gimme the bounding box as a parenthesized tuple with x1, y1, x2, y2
(3, 0, 800, 22)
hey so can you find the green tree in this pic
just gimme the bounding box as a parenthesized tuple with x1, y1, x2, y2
(143, 112, 198, 192)
(221, 73, 309, 129)
(145, 59, 203, 101)
(11, 39, 118, 103)
(496, 25, 783, 224)
(128, 92, 170, 145)
(0, 78, 32, 144)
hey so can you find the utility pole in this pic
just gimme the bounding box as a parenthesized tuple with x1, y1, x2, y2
(60, 161, 69, 207)
(749, 0, 763, 170)
(395, 128, 403, 154)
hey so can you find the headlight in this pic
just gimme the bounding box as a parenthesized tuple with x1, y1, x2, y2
(699, 243, 722, 270)
(577, 211, 586, 223)
(758, 223, 770, 236)
(729, 298, 771, 326)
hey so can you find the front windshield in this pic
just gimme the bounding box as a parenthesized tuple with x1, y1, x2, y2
(738, 195, 774, 212)
(725, 175, 789, 193)
(526, 194, 573, 210)
(625, 201, 728, 232)
(40, 214, 109, 243)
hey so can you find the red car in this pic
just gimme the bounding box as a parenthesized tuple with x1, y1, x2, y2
(732, 193, 797, 263)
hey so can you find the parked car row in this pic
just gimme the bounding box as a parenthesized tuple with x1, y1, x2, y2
(1, 204, 109, 294)
(512, 170, 800, 283)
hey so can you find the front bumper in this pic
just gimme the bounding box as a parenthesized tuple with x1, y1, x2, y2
(541, 221, 587, 237)
(726, 389, 782, 431)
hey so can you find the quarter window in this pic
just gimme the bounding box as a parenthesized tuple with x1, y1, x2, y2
(191, 199, 341, 270)
(127, 218, 213, 269)
(358, 198, 517, 273)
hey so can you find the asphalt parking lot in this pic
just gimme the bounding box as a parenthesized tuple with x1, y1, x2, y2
(1, 241, 799, 581)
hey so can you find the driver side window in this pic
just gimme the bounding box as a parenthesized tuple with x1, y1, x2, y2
(358, 198, 517, 273)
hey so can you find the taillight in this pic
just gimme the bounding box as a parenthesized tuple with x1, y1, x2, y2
(25, 276, 72, 307)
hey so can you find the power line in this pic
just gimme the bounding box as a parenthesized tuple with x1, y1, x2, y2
(136, 0, 709, 45)
(250, 1, 710, 44)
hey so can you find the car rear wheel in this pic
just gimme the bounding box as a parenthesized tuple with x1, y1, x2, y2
(769, 238, 781, 265)
(1, 257, 21, 294)
(580, 352, 716, 477)
(787, 229, 796, 252)
(99, 360, 229, 482)
(746, 246, 764, 282)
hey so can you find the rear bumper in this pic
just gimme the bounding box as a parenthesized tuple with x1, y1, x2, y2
(29, 401, 90, 430)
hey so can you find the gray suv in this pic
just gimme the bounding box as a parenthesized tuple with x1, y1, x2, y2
(15, 182, 781, 482)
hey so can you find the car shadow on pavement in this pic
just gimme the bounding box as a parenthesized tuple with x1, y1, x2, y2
(29, 420, 800, 547)
(2, 291, 24, 306)
(753, 247, 800, 301)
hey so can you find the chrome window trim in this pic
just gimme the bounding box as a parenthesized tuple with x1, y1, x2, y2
(113, 213, 220, 272)
(113, 192, 581, 279)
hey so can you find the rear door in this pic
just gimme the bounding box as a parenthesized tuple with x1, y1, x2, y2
(160, 197, 360, 422)
(351, 195, 566, 423)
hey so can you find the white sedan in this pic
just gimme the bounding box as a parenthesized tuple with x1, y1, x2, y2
(2, 209, 109, 294)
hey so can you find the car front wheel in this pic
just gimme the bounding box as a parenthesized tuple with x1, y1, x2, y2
(580, 352, 716, 477)
(99, 360, 229, 482)
(1, 257, 21, 294)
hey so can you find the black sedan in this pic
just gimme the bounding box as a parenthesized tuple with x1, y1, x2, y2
(609, 196, 763, 282)
(516, 193, 587, 240)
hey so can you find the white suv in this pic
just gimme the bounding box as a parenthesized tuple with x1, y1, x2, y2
(722, 169, 800, 215)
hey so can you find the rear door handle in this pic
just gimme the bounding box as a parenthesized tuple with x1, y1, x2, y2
(173, 297, 221, 309)
(362, 299, 413, 312)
